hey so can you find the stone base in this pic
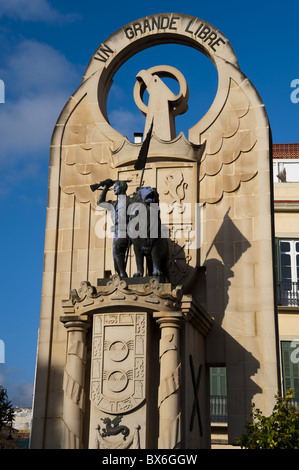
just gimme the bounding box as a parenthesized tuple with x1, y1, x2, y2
(59, 274, 213, 449)
(97, 275, 167, 286)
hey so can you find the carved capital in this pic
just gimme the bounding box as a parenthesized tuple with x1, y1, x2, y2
(61, 274, 184, 317)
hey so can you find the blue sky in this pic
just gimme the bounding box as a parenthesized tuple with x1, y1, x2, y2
(0, 0, 298, 407)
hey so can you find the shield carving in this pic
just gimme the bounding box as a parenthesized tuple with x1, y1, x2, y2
(90, 312, 146, 414)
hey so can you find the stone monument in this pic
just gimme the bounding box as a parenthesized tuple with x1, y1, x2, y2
(31, 14, 279, 449)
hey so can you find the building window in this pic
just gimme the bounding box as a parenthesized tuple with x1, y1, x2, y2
(273, 158, 299, 183)
(276, 239, 299, 306)
(281, 341, 299, 404)
(210, 367, 227, 423)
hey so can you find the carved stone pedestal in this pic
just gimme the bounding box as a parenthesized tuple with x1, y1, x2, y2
(60, 275, 212, 449)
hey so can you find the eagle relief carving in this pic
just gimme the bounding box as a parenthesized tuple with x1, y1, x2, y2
(59, 55, 258, 287)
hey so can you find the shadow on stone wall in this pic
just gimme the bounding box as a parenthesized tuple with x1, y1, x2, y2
(202, 208, 263, 442)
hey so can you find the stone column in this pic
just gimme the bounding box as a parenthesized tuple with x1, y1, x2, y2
(155, 313, 184, 449)
(61, 315, 91, 449)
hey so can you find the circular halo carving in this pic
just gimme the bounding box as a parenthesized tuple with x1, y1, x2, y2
(108, 340, 129, 362)
(107, 370, 128, 393)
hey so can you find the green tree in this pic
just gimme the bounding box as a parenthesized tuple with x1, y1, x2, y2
(0, 386, 15, 434)
(236, 389, 299, 449)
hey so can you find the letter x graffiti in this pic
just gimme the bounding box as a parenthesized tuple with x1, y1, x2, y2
(189, 355, 203, 436)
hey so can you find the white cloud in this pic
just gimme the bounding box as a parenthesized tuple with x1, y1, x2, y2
(11, 381, 34, 408)
(109, 108, 144, 140)
(0, 39, 81, 174)
(0, 365, 34, 407)
(0, 94, 71, 156)
(2, 39, 80, 99)
(0, 0, 79, 23)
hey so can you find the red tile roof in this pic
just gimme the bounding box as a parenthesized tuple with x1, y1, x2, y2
(273, 143, 299, 159)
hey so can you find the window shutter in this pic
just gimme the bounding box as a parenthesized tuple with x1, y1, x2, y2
(210, 367, 227, 396)
(275, 237, 280, 283)
(281, 341, 299, 398)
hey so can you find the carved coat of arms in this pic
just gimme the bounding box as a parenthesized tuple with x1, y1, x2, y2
(90, 313, 146, 414)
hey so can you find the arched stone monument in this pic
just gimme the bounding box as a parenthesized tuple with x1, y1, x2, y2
(31, 13, 279, 449)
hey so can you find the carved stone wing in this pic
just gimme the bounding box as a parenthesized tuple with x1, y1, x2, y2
(59, 94, 121, 207)
(198, 79, 258, 204)
(111, 415, 123, 427)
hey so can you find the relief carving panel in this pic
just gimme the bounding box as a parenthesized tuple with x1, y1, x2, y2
(91, 313, 147, 414)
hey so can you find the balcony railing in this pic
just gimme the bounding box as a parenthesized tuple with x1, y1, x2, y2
(210, 395, 227, 423)
(290, 398, 299, 408)
(210, 396, 298, 424)
(276, 281, 299, 307)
